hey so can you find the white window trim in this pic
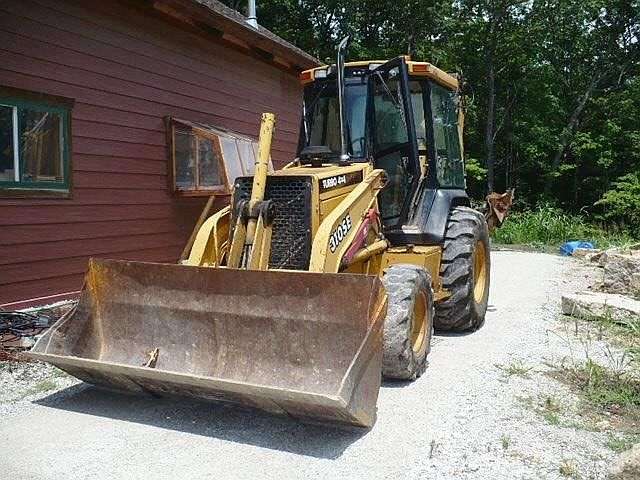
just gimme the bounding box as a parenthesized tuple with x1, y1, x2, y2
(11, 106, 18, 182)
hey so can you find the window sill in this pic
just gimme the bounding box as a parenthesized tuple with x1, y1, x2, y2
(0, 187, 71, 199)
(174, 189, 230, 198)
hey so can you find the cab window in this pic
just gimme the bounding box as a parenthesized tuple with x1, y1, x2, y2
(371, 68, 414, 226)
(430, 83, 464, 188)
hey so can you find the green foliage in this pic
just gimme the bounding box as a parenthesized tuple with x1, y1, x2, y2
(465, 158, 487, 182)
(495, 359, 532, 378)
(464, 157, 488, 198)
(607, 434, 640, 452)
(533, 395, 564, 425)
(579, 360, 640, 410)
(596, 172, 640, 235)
(492, 204, 632, 247)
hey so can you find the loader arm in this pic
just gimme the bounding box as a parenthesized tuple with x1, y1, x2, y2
(184, 206, 230, 267)
(310, 169, 387, 273)
(227, 113, 275, 270)
(183, 114, 274, 269)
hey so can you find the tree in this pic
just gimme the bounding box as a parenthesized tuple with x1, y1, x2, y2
(532, 0, 640, 199)
(219, 0, 640, 222)
(451, 0, 533, 194)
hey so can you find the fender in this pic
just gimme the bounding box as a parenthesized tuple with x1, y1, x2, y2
(385, 188, 470, 246)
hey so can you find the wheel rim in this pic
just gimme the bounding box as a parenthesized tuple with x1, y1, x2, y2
(411, 292, 428, 356)
(473, 240, 488, 303)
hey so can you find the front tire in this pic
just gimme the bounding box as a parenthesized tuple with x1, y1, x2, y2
(382, 265, 434, 380)
(434, 207, 491, 332)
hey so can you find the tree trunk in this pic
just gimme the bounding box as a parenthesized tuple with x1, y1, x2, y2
(545, 74, 600, 197)
(485, 58, 496, 194)
(504, 100, 514, 189)
(551, 74, 601, 170)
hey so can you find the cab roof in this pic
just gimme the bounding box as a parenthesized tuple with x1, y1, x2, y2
(299, 58, 459, 91)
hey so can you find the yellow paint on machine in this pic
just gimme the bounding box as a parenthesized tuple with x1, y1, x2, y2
(381, 246, 445, 297)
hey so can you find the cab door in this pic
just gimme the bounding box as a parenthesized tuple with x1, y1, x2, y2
(368, 57, 420, 229)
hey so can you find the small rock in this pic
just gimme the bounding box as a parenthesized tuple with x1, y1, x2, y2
(561, 291, 640, 322)
(586, 250, 606, 264)
(609, 443, 640, 479)
(631, 273, 640, 296)
(574, 247, 600, 258)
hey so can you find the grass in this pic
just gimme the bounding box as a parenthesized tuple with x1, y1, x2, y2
(562, 310, 640, 365)
(496, 359, 533, 377)
(492, 204, 633, 249)
(519, 394, 569, 426)
(583, 310, 640, 336)
(541, 395, 563, 425)
(606, 433, 640, 452)
(500, 434, 511, 450)
(50, 367, 70, 379)
(542, 411, 561, 425)
(548, 315, 640, 439)
(22, 379, 58, 398)
(578, 360, 640, 410)
(558, 459, 580, 478)
(552, 358, 640, 431)
(627, 345, 640, 362)
(528, 395, 564, 425)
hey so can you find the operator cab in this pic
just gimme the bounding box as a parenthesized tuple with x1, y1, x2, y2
(298, 58, 468, 241)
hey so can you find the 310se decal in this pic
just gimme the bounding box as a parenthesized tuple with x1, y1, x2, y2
(329, 215, 352, 253)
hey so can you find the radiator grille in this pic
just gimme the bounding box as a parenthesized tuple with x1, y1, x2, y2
(233, 176, 312, 270)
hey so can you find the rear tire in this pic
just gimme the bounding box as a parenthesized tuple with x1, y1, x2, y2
(434, 207, 490, 332)
(382, 265, 434, 380)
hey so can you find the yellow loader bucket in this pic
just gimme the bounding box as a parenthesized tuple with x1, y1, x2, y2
(28, 259, 387, 428)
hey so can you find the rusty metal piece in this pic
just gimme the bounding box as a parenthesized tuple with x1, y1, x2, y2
(143, 348, 160, 368)
(29, 258, 387, 428)
(485, 189, 515, 232)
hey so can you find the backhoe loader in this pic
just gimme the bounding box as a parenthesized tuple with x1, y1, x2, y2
(29, 38, 490, 428)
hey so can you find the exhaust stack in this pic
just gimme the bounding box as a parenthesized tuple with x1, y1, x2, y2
(336, 36, 351, 164)
(246, 0, 257, 28)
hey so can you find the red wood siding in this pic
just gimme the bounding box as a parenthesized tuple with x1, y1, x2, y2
(0, 0, 304, 306)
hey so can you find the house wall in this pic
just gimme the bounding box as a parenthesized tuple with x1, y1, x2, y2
(0, 0, 303, 307)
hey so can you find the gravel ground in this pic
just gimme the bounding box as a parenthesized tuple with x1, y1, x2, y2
(0, 251, 619, 479)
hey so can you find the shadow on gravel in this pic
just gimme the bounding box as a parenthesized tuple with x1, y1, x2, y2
(431, 304, 498, 339)
(381, 379, 413, 389)
(435, 330, 476, 338)
(36, 384, 365, 459)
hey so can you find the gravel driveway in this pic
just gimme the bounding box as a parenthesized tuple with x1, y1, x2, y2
(0, 251, 615, 479)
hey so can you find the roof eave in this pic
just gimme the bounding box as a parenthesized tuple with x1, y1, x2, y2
(152, 0, 320, 71)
